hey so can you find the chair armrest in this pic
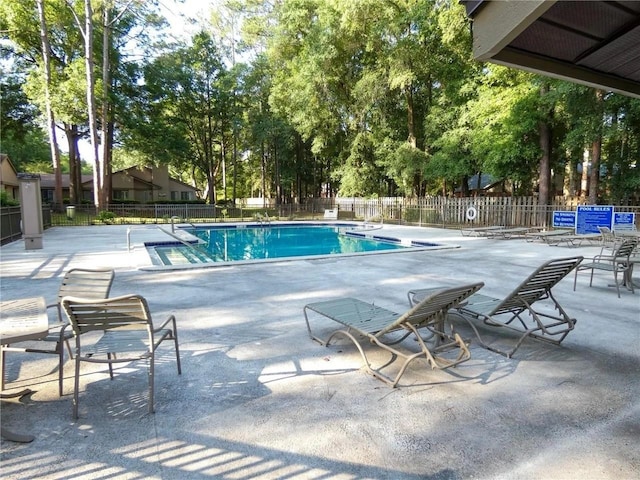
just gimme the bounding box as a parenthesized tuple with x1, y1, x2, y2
(154, 314, 177, 333)
(591, 253, 615, 262)
(58, 322, 74, 339)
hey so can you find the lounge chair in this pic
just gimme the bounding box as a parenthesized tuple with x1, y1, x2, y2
(546, 233, 601, 247)
(303, 282, 484, 387)
(0, 268, 114, 396)
(525, 229, 572, 243)
(61, 294, 181, 419)
(484, 227, 533, 239)
(408, 257, 583, 358)
(573, 238, 638, 298)
(460, 226, 505, 237)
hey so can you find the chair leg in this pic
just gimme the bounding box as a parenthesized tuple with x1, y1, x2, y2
(148, 355, 155, 414)
(173, 333, 182, 375)
(57, 342, 64, 397)
(621, 265, 634, 294)
(64, 339, 74, 360)
(107, 353, 114, 379)
(73, 356, 80, 419)
(0, 346, 6, 391)
(613, 271, 621, 298)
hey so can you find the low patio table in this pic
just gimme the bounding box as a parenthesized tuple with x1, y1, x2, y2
(1, 297, 48, 443)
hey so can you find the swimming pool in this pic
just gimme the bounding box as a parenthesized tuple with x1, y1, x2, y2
(147, 223, 442, 266)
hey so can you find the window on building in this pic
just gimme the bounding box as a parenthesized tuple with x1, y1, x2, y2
(113, 190, 129, 201)
(181, 191, 191, 201)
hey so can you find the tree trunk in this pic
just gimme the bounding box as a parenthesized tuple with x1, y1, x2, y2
(588, 90, 604, 205)
(538, 83, 552, 207)
(406, 87, 417, 148)
(580, 148, 589, 197)
(538, 120, 552, 205)
(101, 3, 111, 207)
(64, 123, 79, 204)
(460, 175, 469, 196)
(261, 140, 266, 207)
(274, 142, 281, 205)
(37, 0, 63, 209)
(81, 0, 102, 209)
(588, 138, 601, 205)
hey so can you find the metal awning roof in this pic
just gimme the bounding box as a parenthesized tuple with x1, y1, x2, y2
(462, 0, 640, 98)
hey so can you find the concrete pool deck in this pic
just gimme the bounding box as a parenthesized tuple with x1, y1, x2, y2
(1, 223, 638, 479)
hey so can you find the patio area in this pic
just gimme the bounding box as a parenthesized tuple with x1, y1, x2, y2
(1, 223, 638, 479)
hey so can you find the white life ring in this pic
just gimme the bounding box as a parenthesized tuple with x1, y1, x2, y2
(466, 206, 477, 221)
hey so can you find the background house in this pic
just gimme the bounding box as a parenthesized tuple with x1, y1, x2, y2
(39, 164, 199, 204)
(39, 173, 94, 203)
(110, 165, 199, 203)
(0, 154, 20, 201)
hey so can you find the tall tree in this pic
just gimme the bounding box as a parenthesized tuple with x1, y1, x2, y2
(537, 81, 553, 207)
(124, 31, 228, 203)
(36, 0, 64, 207)
(0, 57, 51, 171)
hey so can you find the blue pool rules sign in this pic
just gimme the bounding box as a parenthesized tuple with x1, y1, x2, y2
(614, 212, 636, 231)
(576, 205, 614, 234)
(552, 211, 576, 228)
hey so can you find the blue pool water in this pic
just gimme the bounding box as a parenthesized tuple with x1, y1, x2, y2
(149, 224, 438, 266)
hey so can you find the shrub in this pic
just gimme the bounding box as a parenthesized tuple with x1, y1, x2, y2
(96, 210, 117, 223)
(0, 190, 19, 207)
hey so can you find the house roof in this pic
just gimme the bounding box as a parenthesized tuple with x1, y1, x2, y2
(0, 154, 19, 187)
(169, 176, 201, 192)
(462, 0, 640, 98)
(39, 169, 199, 192)
(39, 173, 93, 189)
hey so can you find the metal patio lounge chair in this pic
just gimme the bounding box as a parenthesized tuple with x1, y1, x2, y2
(460, 226, 505, 237)
(303, 282, 484, 387)
(525, 229, 572, 243)
(0, 268, 114, 396)
(546, 233, 602, 247)
(409, 257, 584, 358)
(573, 238, 638, 298)
(484, 227, 534, 239)
(61, 294, 182, 419)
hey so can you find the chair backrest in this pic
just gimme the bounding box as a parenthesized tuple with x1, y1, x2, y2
(492, 256, 583, 315)
(614, 238, 639, 260)
(55, 268, 115, 321)
(61, 294, 152, 336)
(598, 225, 618, 251)
(598, 225, 613, 237)
(57, 269, 115, 303)
(378, 282, 484, 336)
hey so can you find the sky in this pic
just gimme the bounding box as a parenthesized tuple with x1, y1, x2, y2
(157, 0, 218, 41)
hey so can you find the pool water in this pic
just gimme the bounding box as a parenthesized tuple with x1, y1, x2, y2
(151, 224, 418, 265)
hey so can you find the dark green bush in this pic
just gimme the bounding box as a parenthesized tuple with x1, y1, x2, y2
(97, 210, 117, 223)
(0, 190, 19, 207)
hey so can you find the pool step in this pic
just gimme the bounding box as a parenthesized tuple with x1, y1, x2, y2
(159, 246, 212, 265)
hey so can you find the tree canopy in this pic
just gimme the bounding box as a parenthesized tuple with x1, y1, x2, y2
(1, 0, 639, 206)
